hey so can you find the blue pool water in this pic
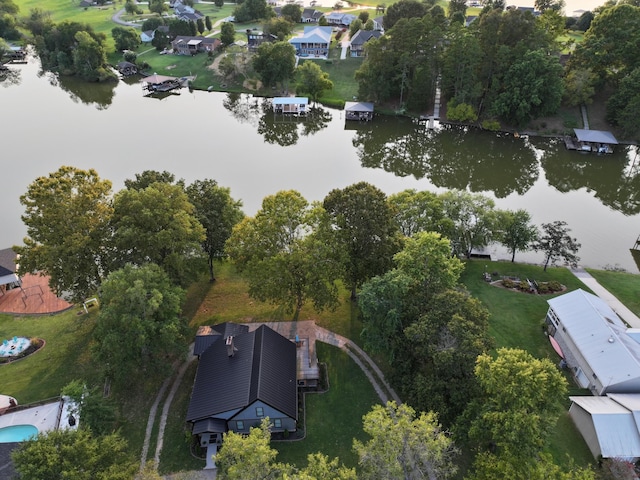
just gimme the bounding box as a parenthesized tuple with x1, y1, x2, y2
(0, 424, 38, 443)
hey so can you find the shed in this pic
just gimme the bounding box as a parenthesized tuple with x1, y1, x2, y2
(569, 394, 640, 461)
(344, 101, 374, 121)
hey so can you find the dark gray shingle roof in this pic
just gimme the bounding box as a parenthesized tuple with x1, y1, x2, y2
(187, 324, 297, 422)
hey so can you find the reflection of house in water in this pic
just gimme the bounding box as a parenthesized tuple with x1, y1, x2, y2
(564, 129, 619, 154)
(631, 235, 640, 272)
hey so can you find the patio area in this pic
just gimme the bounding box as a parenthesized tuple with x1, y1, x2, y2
(0, 274, 72, 316)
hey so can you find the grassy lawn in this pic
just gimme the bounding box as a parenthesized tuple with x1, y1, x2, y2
(274, 342, 380, 469)
(0, 308, 96, 404)
(586, 268, 640, 317)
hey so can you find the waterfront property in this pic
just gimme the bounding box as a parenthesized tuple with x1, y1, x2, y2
(116, 61, 138, 77)
(142, 74, 187, 93)
(288, 26, 332, 58)
(344, 101, 374, 121)
(323, 12, 356, 26)
(171, 36, 220, 56)
(564, 129, 619, 154)
(273, 97, 309, 115)
(546, 289, 640, 395)
(246, 30, 277, 51)
(186, 324, 298, 468)
(348, 30, 382, 57)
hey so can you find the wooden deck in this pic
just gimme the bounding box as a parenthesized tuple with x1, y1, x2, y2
(0, 274, 73, 315)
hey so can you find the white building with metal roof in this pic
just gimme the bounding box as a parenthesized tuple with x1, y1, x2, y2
(569, 394, 640, 461)
(546, 289, 640, 395)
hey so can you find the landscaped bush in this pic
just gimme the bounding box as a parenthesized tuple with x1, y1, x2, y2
(537, 283, 551, 294)
(548, 280, 563, 292)
(502, 278, 517, 289)
(518, 280, 530, 291)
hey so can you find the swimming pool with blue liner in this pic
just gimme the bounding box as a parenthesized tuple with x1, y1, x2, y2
(0, 424, 38, 443)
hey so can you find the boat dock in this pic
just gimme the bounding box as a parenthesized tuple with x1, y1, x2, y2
(564, 128, 618, 154)
(141, 74, 193, 94)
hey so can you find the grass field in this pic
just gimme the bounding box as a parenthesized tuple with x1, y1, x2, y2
(586, 268, 640, 317)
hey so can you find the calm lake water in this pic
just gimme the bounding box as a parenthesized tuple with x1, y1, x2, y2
(1, 54, 639, 272)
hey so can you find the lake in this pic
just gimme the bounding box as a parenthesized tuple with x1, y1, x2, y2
(1, 54, 639, 272)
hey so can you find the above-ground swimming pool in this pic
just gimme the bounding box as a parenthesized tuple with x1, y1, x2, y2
(0, 424, 38, 443)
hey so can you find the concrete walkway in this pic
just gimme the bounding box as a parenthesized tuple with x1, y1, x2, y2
(581, 104, 589, 129)
(570, 267, 640, 328)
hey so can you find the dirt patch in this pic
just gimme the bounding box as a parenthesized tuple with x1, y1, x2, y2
(165, 64, 177, 70)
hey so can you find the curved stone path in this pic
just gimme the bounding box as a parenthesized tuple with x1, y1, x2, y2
(142, 320, 400, 477)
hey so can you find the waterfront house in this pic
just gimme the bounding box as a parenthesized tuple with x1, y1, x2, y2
(171, 36, 220, 55)
(273, 97, 309, 115)
(345, 101, 374, 121)
(302, 8, 323, 23)
(349, 30, 382, 57)
(546, 289, 640, 395)
(186, 324, 297, 465)
(288, 26, 332, 58)
(324, 12, 356, 26)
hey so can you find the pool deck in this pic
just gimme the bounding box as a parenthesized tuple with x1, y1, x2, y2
(0, 273, 73, 315)
(0, 397, 77, 434)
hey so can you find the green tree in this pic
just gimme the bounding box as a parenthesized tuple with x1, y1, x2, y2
(124, 0, 141, 14)
(110, 182, 205, 284)
(296, 61, 333, 104)
(358, 10, 370, 22)
(399, 289, 493, 427)
(571, 4, 640, 82)
(73, 30, 112, 81)
(281, 3, 301, 22)
(491, 49, 564, 126)
(217, 418, 292, 479)
(205, 15, 212, 30)
(92, 264, 187, 387)
(23, 7, 53, 37)
(61, 380, 116, 435)
(462, 348, 568, 458)
(448, 0, 466, 18)
(11, 429, 137, 480)
(233, 0, 271, 22)
(354, 401, 459, 480)
(226, 190, 343, 319)
(468, 451, 596, 480)
(349, 18, 363, 37)
(215, 0, 224, 7)
(149, 0, 167, 15)
(359, 232, 464, 355)
(439, 190, 499, 258)
(111, 26, 141, 52)
(532, 220, 580, 270)
(606, 66, 640, 140)
(297, 453, 357, 479)
(263, 17, 294, 40)
(185, 179, 244, 282)
(563, 67, 596, 107)
(497, 209, 538, 262)
(364, 18, 374, 30)
(15, 166, 113, 302)
(220, 21, 235, 46)
(323, 182, 401, 299)
(253, 40, 296, 88)
(534, 0, 565, 12)
(388, 189, 452, 238)
(124, 170, 179, 190)
(196, 17, 205, 34)
(142, 16, 165, 32)
(383, 0, 429, 29)
(319, 15, 328, 26)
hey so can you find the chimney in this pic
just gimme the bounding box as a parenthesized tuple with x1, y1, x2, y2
(226, 336, 235, 357)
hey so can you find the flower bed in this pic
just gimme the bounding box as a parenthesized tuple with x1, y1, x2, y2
(0, 338, 45, 365)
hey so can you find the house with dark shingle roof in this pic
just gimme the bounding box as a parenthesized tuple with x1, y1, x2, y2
(0, 248, 20, 294)
(186, 324, 298, 449)
(349, 30, 382, 57)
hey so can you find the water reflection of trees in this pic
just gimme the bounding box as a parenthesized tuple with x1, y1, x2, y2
(353, 118, 539, 198)
(222, 92, 262, 126)
(542, 145, 640, 216)
(256, 104, 332, 147)
(40, 70, 116, 109)
(0, 66, 21, 87)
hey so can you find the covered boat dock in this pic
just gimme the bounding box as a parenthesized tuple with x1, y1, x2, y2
(565, 129, 619, 154)
(344, 101, 374, 121)
(272, 97, 308, 116)
(141, 74, 188, 93)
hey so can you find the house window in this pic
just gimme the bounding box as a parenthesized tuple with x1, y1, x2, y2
(273, 418, 282, 428)
(236, 420, 244, 430)
(256, 407, 264, 417)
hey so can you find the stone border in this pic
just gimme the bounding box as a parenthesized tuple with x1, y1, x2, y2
(0, 338, 46, 366)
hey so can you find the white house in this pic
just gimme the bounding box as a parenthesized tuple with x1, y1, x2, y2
(546, 289, 640, 395)
(569, 394, 640, 461)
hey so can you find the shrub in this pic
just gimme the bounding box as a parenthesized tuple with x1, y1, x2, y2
(502, 278, 516, 289)
(447, 100, 478, 122)
(548, 281, 563, 292)
(537, 283, 550, 294)
(482, 119, 500, 131)
(518, 280, 530, 291)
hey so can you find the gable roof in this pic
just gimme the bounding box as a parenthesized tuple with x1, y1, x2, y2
(0, 249, 16, 276)
(302, 8, 322, 20)
(570, 394, 640, 459)
(193, 323, 249, 356)
(349, 30, 382, 46)
(186, 324, 297, 422)
(289, 26, 332, 46)
(549, 289, 640, 389)
(574, 129, 618, 145)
